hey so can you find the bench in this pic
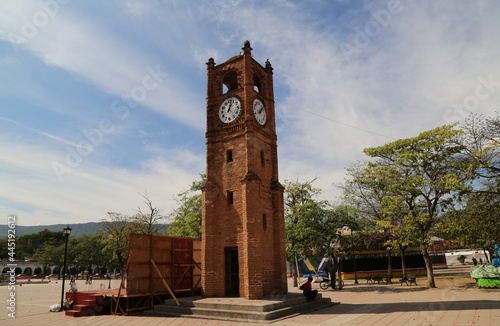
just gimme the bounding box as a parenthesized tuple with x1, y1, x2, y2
(381, 275, 392, 284)
(366, 274, 380, 283)
(400, 275, 417, 286)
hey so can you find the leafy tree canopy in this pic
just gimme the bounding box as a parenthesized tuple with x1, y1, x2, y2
(167, 174, 205, 238)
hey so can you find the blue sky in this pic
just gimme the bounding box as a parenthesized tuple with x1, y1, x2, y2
(1, 0, 499, 226)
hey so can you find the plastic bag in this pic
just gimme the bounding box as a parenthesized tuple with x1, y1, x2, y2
(49, 303, 61, 312)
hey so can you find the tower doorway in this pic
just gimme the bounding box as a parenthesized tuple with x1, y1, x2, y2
(225, 247, 239, 297)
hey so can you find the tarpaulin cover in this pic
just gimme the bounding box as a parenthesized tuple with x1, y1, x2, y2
(477, 278, 500, 288)
(470, 265, 500, 279)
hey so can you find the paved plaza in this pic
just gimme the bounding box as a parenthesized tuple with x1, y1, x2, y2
(1, 266, 499, 326)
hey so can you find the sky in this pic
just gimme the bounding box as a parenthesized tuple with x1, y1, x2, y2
(1, 0, 499, 227)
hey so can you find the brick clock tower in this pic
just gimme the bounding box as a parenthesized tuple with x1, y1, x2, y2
(201, 41, 288, 299)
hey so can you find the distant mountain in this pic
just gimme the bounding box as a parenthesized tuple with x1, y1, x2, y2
(0, 222, 104, 237)
(0, 222, 170, 238)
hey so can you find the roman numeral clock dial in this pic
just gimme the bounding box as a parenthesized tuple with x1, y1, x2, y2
(219, 97, 241, 123)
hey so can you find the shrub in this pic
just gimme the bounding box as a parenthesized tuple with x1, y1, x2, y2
(457, 255, 467, 264)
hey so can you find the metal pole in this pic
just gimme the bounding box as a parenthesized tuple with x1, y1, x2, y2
(353, 254, 358, 284)
(295, 256, 301, 285)
(60, 233, 69, 310)
(108, 272, 111, 289)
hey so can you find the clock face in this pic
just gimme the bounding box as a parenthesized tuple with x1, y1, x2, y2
(253, 99, 266, 125)
(219, 97, 241, 123)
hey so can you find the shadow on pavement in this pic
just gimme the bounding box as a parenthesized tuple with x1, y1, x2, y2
(318, 285, 428, 294)
(313, 299, 500, 314)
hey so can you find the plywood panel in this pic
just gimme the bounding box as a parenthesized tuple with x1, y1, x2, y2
(193, 250, 201, 264)
(173, 250, 192, 264)
(173, 237, 193, 250)
(126, 233, 200, 296)
(193, 239, 201, 250)
(129, 234, 151, 249)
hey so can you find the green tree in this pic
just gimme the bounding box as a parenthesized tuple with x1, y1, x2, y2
(440, 192, 500, 261)
(99, 212, 139, 274)
(342, 161, 416, 278)
(315, 205, 361, 289)
(0, 238, 8, 260)
(35, 237, 78, 275)
(16, 229, 65, 259)
(35, 240, 64, 272)
(363, 124, 473, 288)
(283, 178, 327, 287)
(439, 113, 500, 262)
(456, 113, 500, 194)
(73, 234, 112, 274)
(168, 174, 205, 238)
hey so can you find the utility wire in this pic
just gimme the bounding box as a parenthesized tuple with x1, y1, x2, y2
(276, 99, 397, 140)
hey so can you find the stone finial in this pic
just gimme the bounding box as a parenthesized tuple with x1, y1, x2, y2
(265, 59, 273, 72)
(206, 57, 215, 68)
(242, 40, 252, 53)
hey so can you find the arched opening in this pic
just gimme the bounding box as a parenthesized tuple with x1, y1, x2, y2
(34, 267, 42, 275)
(24, 267, 33, 275)
(45, 267, 52, 274)
(253, 73, 262, 94)
(15, 267, 22, 274)
(222, 70, 238, 94)
(53, 267, 60, 275)
(2, 267, 10, 273)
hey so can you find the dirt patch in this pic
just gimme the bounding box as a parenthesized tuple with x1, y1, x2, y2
(434, 272, 478, 289)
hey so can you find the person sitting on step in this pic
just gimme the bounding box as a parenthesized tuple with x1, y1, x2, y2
(302, 276, 318, 301)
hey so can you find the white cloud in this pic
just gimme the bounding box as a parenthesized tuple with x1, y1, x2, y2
(0, 116, 92, 150)
(217, 1, 500, 195)
(125, 0, 151, 17)
(0, 1, 204, 130)
(1, 1, 499, 226)
(0, 135, 203, 225)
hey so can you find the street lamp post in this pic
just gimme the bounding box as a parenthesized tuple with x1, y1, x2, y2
(60, 226, 72, 311)
(108, 234, 113, 289)
(353, 255, 358, 284)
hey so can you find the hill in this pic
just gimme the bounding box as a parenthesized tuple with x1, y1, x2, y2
(0, 222, 104, 237)
(0, 222, 170, 238)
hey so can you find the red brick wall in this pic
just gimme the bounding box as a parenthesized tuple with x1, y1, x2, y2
(202, 41, 287, 299)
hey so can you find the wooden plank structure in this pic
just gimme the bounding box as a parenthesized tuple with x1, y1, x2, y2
(111, 233, 201, 315)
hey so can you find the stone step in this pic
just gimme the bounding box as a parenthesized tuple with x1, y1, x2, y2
(65, 295, 104, 317)
(144, 294, 335, 323)
(65, 304, 99, 317)
(160, 292, 323, 311)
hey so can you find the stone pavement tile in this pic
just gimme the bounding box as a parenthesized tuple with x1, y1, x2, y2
(383, 312, 412, 325)
(318, 303, 383, 325)
(433, 307, 460, 326)
(386, 303, 432, 326)
(371, 302, 423, 325)
(474, 313, 492, 326)
(372, 310, 406, 325)
(387, 305, 427, 326)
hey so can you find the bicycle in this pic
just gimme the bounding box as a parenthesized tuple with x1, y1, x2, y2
(319, 275, 344, 290)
